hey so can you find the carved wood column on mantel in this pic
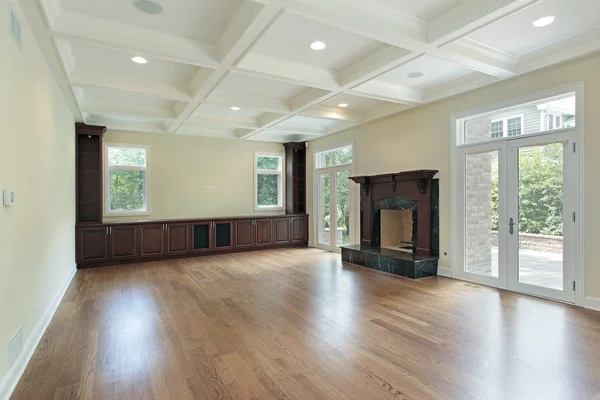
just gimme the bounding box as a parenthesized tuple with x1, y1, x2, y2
(350, 170, 438, 256)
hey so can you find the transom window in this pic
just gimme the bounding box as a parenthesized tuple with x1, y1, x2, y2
(104, 144, 149, 215)
(315, 145, 353, 169)
(255, 153, 284, 210)
(459, 92, 576, 145)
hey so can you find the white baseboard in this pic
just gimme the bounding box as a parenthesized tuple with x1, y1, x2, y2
(437, 267, 453, 278)
(584, 296, 600, 312)
(0, 265, 77, 400)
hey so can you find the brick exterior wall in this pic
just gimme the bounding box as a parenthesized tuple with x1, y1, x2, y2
(464, 117, 495, 275)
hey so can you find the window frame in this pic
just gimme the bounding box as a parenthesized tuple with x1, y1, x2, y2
(254, 151, 285, 212)
(490, 114, 524, 139)
(103, 143, 150, 217)
(315, 144, 353, 170)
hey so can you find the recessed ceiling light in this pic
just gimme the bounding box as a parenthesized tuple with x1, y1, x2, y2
(131, 56, 148, 64)
(407, 72, 424, 79)
(133, 0, 163, 15)
(231, 106, 241, 111)
(310, 41, 327, 51)
(532, 16, 555, 28)
(338, 103, 348, 108)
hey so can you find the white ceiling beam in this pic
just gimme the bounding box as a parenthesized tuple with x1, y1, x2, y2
(351, 81, 425, 105)
(517, 29, 600, 74)
(299, 106, 365, 123)
(85, 117, 168, 134)
(185, 115, 260, 130)
(364, 103, 414, 121)
(70, 69, 193, 102)
(288, 88, 334, 111)
(168, 2, 284, 133)
(428, 0, 541, 45)
(50, 12, 218, 68)
(423, 72, 500, 103)
(436, 38, 518, 78)
(79, 104, 177, 122)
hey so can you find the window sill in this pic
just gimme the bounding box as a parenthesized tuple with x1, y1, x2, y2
(104, 211, 151, 218)
(254, 206, 285, 212)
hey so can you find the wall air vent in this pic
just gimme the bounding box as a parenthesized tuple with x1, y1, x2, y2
(8, 4, 22, 48)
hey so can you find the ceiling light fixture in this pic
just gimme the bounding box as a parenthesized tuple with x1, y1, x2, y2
(231, 106, 241, 111)
(532, 16, 555, 28)
(133, 0, 163, 15)
(338, 103, 348, 108)
(131, 56, 148, 64)
(310, 41, 326, 51)
(407, 72, 424, 79)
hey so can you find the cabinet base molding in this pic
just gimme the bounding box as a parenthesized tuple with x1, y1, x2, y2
(77, 243, 308, 269)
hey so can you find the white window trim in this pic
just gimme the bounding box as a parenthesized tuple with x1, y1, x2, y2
(312, 141, 359, 250)
(491, 114, 525, 138)
(450, 82, 585, 307)
(315, 144, 353, 170)
(103, 143, 151, 217)
(254, 151, 285, 212)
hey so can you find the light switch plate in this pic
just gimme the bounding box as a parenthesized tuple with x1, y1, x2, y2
(3, 189, 15, 206)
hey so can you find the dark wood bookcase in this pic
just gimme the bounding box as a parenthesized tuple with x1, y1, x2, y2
(284, 142, 306, 214)
(76, 123, 106, 224)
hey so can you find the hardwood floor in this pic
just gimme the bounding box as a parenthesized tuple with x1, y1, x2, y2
(11, 248, 600, 400)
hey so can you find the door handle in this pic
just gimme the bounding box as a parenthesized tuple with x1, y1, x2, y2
(509, 218, 517, 235)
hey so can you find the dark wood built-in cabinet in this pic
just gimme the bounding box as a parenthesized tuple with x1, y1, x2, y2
(76, 214, 308, 268)
(74, 123, 309, 269)
(76, 123, 106, 224)
(284, 142, 306, 214)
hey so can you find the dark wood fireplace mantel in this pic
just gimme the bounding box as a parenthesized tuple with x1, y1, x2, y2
(350, 169, 438, 257)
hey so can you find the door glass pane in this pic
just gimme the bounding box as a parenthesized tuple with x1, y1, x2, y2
(465, 151, 499, 277)
(335, 170, 350, 247)
(517, 143, 564, 290)
(318, 173, 331, 245)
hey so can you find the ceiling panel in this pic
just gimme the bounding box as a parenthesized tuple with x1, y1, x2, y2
(468, 0, 600, 56)
(59, 0, 242, 43)
(372, 0, 465, 20)
(67, 42, 200, 84)
(249, 11, 386, 71)
(372, 55, 474, 89)
(81, 87, 177, 109)
(279, 116, 338, 130)
(193, 103, 265, 119)
(215, 72, 307, 99)
(319, 94, 391, 111)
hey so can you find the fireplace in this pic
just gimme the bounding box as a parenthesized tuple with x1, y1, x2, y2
(341, 170, 439, 279)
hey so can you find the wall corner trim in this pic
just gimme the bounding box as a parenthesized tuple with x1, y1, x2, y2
(0, 265, 77, 400)
(584, 296, 600, 312)
(437, 268, 453, 278)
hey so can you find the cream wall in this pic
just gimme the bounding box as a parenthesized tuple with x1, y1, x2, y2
(0, 1, 76, 390)
(307, 52, 600, 299)
(103, 130, 286, 222)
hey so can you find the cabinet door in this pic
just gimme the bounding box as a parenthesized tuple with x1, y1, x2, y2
(192, 222, 212, 252)
(291, 216, 308, 244)
(274, 218, 291, 244)
(109, 225, 137, 259)
(255, 219, 273, 247)
(140, 224, 165, 257)
(235, 220, 254, 248)
(78, 227, 109, 263)
(166, 223, 189, 254)
(214, 221, 234, 251)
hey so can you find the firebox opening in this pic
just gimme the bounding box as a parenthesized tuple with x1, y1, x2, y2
(380, 209, 414, 253)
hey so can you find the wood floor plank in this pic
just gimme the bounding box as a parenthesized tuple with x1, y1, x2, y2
(10, 248, 600, 399)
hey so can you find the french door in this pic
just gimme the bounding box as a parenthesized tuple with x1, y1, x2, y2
(455, 130, 577, 302)
(317, 166, 352, 252)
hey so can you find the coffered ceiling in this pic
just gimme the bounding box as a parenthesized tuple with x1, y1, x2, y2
(21, 0, 600, 142)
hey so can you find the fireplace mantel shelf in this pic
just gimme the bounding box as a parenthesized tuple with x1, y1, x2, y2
(350, 170, 438, 184)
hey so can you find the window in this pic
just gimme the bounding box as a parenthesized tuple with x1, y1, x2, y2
(315, 145, 353, 169)
(490, 116, 523, 139)
(104, 144, 149, 215)
(460, 92, 576, 145)
(255, 152, 284, 210)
